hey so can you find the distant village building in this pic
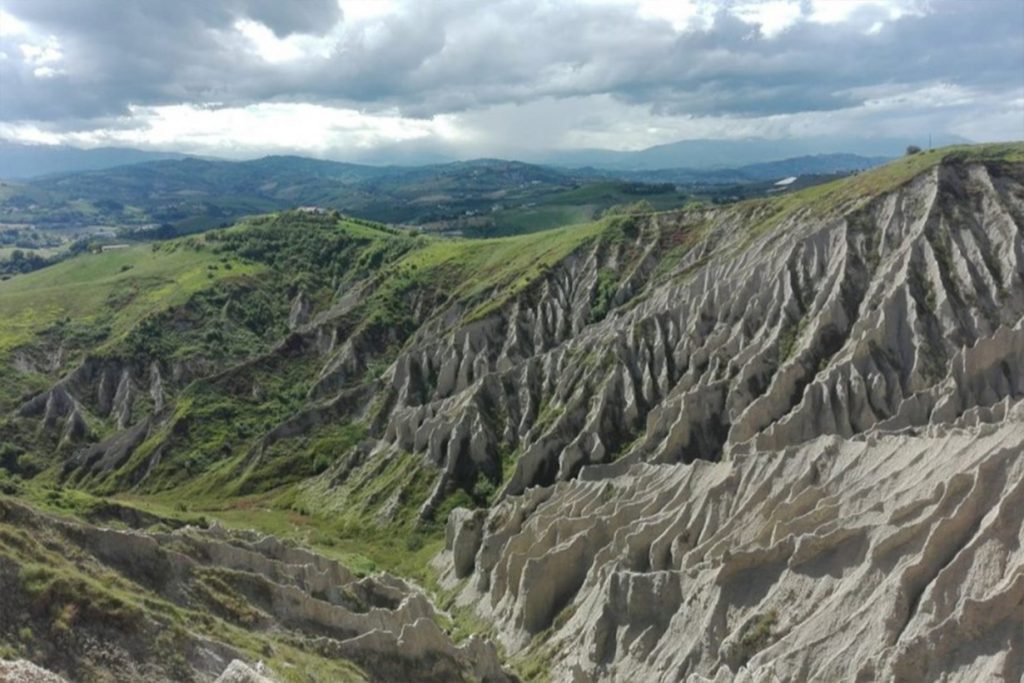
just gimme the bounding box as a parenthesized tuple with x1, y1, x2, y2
(99, 244, 130, 252)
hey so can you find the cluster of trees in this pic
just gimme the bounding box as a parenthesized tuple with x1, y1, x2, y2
(208, 212, 415, 289)
(0, 240, 88, 277)
(209, 213, 355, 285)
(620, 182, 677, 195)
(1, 249, 50, 275)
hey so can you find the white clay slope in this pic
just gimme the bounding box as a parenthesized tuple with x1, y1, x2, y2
(440, 402, 1024, 681)
(435, 158, 1024, 681)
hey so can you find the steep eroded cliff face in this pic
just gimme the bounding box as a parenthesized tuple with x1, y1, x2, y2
(429, 158, 1024, 680)
(438, 412, 1024, 681)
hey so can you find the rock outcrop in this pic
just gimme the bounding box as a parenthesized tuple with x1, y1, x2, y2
(214, 660, 274, 683)
(438, 410, 1024, 681)
(0, 500, 511, 682)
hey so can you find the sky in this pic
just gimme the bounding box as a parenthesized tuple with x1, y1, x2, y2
(0, 0, 1022, 161)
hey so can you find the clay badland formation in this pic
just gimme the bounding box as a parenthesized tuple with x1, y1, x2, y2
(0, 144, 1022, 681)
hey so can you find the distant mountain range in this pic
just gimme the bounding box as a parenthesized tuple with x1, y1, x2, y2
(0, 135, 969, 179)
(0, 141, 192, 179)
(574, 152, 891, 185)
(535, 134, 970, 170)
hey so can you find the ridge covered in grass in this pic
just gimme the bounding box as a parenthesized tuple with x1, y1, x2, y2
(739, 142, 1024, 239)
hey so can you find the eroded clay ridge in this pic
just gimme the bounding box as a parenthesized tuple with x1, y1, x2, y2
(438, 402, 1024, 681)
(425, 159, 1024, 680)
(375, 159, 1024, 514)
(9, 153, 1024, 680)
(0, 500, 510, 682)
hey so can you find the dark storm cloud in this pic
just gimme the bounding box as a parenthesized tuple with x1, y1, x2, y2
(0, 0, 341, 120)
(1, 0, 1022, 129)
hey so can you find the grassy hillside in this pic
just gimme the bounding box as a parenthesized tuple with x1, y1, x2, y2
(463, 182, 691, 237)
(0, 244, 262, 355)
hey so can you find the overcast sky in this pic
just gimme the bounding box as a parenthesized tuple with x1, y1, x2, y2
(0, 0, 1022, 160)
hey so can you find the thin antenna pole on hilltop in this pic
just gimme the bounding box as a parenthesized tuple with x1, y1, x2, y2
(929, 133, 932, 150)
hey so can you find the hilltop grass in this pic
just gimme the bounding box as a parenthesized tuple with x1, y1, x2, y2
(742, 142, 1024, 240)
(347, 217, 607, 335)
(443, 219, 605, 318)
(402, 219, 604, 299)
(0, 209, 604, 364)
(485, 205, 593, 236)
(0, 242, 262, 355)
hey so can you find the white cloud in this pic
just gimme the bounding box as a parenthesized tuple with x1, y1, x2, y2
(634, 0, 715, 32)
(233, 1, 408, 64)
(576, 0, 715, 32)
(0, 102, 466, 157)
(234, 19, 339, 63)
(17, 34, 64, 78)
(18, 37, 62, 65)
(337, 0, 401, 24)
(731, 1, 803, 38)
(807, 0, 921, 24)
(0, 9, 29, 37)
(2, 9, 64, 75)
(0, 0, 1021, 158)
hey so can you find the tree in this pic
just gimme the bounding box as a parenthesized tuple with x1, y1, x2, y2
(906, 145, 922, 155)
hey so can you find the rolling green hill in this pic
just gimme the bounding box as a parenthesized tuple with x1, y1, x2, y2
(0, 151, 889, 248)
(0, 157, 582, 235)
(0, 244, 262, 355)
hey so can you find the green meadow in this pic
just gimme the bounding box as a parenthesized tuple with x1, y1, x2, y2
(0, 243, 261, 355)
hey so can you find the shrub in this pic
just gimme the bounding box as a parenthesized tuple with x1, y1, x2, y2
(737, 610, 777, 664)
(589, 267, 618, 322)
(472, 475, 497, 503)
